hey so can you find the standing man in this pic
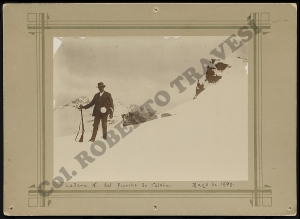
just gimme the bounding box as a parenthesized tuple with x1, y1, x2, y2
(80, 82, 114, 141)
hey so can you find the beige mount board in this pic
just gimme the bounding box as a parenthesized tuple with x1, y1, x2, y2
(3, 3, 297, 216)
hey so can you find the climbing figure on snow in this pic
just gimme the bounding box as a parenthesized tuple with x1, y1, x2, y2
(193, 79, 205, 99)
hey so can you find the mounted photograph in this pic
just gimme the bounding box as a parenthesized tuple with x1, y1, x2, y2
(4, 3, 297, 216)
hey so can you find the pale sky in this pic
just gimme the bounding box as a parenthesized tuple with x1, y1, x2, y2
(53, 36, 248, 112)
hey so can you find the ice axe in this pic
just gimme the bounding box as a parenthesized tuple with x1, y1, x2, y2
(75, 107, 85, 142)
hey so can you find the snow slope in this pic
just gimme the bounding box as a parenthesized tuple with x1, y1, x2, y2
(54, 57, 248, 181)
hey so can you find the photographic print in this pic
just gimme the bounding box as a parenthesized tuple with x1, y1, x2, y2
(53, 36, 248, 181)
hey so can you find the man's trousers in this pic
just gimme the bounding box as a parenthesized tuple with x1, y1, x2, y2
(90, 110, 108, 140)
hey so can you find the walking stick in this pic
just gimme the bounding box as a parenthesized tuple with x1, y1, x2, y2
(75, 108, 85, 142)
(78, 108, 85, 142)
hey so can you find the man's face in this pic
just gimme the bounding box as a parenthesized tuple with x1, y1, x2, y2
(98, 86, 104, 92)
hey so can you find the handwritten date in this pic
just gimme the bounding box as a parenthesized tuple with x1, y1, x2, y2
(192, 181, 234, 188)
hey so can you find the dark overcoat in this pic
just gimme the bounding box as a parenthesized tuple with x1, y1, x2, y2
(83, 91, 114, 117)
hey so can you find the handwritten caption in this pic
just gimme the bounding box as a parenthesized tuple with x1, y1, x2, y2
(65, 182, 172, 188)
(64, 181, 235, 189)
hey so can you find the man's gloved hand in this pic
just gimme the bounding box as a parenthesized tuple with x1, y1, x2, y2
(109, 114, 113, 119)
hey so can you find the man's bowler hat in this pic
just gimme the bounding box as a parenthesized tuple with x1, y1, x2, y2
(97, 82, 106, 88)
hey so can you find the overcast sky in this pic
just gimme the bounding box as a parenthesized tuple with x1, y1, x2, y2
(53, 36, 248, 112)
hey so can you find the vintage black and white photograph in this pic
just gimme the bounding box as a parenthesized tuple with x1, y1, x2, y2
(53, 36, 248, 181)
